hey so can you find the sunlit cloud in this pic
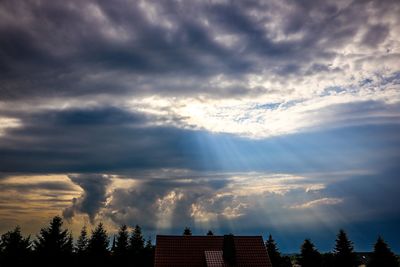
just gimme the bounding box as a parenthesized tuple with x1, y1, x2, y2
(289, 197, 343, 209)
(0, 174, 81, 234)
(0, 117, 21, 136)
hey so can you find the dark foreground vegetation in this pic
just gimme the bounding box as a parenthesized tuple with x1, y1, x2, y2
(266, 230, 399, 267)
(0, 216, 398, 267)
(0, 216, 154, 267)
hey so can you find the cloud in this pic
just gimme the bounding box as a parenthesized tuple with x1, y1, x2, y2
(0, 117, 20, 137)
(362, 24, 390, 48)
(0, 106, 399, 174)
(63, 174, 111, 223)
(0, 0, 399, 140)
(289, 197, 343, 209)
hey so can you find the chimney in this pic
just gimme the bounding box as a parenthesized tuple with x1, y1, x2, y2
(223, 234, 236, 265)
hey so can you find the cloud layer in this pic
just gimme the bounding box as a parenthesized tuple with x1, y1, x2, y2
(0, 0, 399, 137)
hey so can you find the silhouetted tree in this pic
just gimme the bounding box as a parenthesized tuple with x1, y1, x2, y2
(130, 225, 145, 253)
(207, 230, 214, 236)
(368, 236, 399, 267)
(298, 239, 322, 267)
(183, 227, 192, 236)
(87, 223, 109, 265)
(76, 225, 89, 254)
(129, 224, 145, 265)
(115, 225, 129, 255)
(266, 234, 283, 267)
(333, 229, 357, 267)
(142, 238, 155, 267)
(34, 216, 73, 266)
(0, 226, 31, 266)
(114, 224, 129, 265)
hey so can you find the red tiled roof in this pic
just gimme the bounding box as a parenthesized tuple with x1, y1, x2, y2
(154, 235, 272, 267)
(204, 250, 229, 267)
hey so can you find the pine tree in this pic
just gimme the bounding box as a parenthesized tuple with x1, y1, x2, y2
(143, 237, 155, 266)
(34, 216, 73, 266)
(265, 234, 282, 267)
(129, 225, 145, 254)
(145, 237, 153, 250)
(114, 225, 129, 257)
(298, 239, 322, 267)
(0, 226, 31, 266)
(76, 225, 89, 254)
(87, 222, 109, 263)
(183, 227, 192, 236)
(333, 229, 357, 267)
(207, 230, 214, 236)
(368, 236, 399, 267)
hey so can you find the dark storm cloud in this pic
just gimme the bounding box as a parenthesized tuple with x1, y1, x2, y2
(0, 105, 399, 174)
(0, 107, 211, 173)
(63, 174, 111, 222)
(0, 0, 398, 100)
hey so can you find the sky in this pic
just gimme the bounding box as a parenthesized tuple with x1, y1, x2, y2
(0, 0, 399, 253)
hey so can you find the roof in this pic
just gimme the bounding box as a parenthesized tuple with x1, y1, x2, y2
(154, 235, 272, 267)
(204, 251, 229, 267)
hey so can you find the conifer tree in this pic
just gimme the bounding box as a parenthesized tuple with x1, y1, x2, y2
(129, 225, 145, 254)
(74, 225, 89, 266)
(0, 226, 31, 266)
(114, 225, 129, 258)
(265, 234, 282, 267)
(368, 236, 399, 267)
(207, 230, 214, 236)
(143, 237, 155, 266)
(333, 229, 357, 267)
(183, 227, 192, 236)
(34, 216, 73, 266)
(76, 225, 89, 255)
(87, 223, 109, 258)
(86, 222, 109, 267)
(298, 239, 322, 267)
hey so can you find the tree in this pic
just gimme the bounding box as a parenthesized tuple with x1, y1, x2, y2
(115, 225, 129, 256)
(298, 239, 322, 267)
(128, 225, 145, 265)
(266, 234, 282, 267)
(129, 225, 145, 254)
(34, 216, 73, 266)
(183, 227, 192, 236)
(74, 225, 89, 266)
(0, 226, 31, 266)
(333, 229, 357, 267)
(143, 237, 155, 266)
(207, 230, 214, 236)
(76, 225, 89, 255)
(368, 236, 399, 267)
(87, 222, 109, 264)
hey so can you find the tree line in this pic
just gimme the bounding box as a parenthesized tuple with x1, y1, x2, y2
(1, 216, 398, 267)
(0, 216, 154, 267)
(266, 229, 399, 267)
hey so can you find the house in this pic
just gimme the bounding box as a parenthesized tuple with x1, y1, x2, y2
(154, 235, 272, 267)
